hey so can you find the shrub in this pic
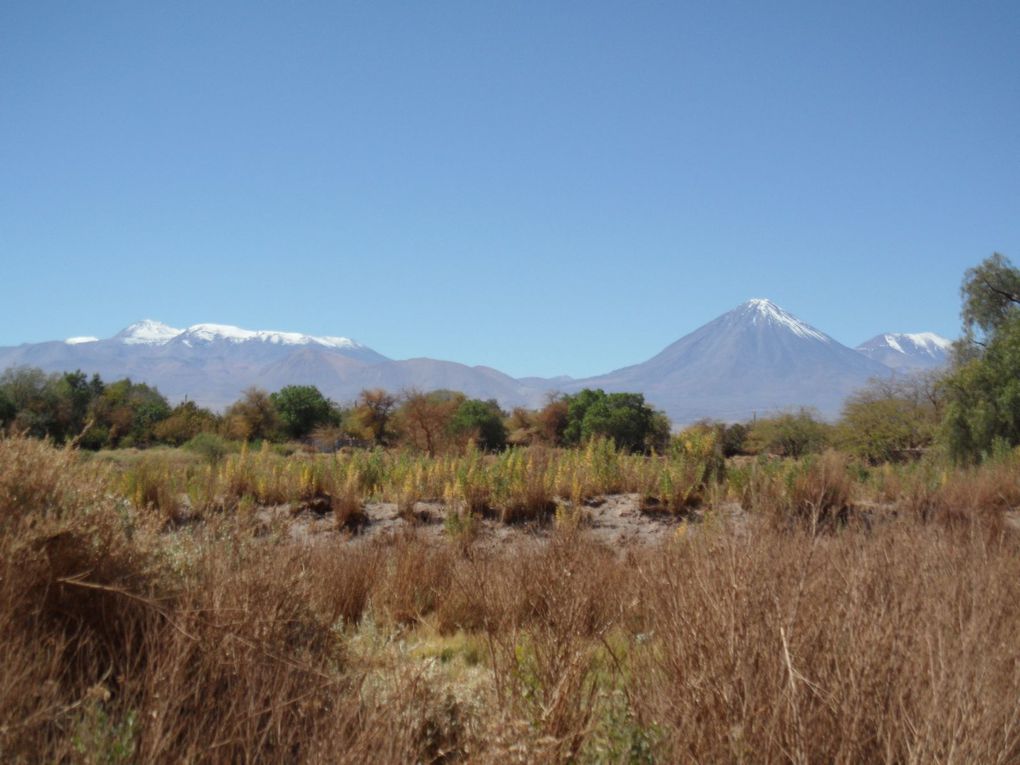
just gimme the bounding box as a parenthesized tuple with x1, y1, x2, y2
(745, 409, 831, 457)
(270, 385, 337, 440)
(183, 431, 232, 464)
(448, 398, 507, 452)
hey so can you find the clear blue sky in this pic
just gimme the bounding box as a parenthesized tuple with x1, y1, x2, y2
(2, 1, 1017, 377)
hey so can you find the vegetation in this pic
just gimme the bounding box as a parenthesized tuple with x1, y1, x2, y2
(836, 374, 942, 463)
(3, 433, 1020, 762)
(270, 384, 341, 439)
(941, 254, 1020, 461)
(562, 388, 669, 453)
(6, 253, 1020, 759)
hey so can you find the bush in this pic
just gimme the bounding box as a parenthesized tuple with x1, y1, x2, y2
(270, 385, 337, 440)
(183, 432, 231, 464)
(838, 376, 941, 463)
(449, 398, 507, 452)
(563, 389, 668, 454)
(745, 409, 831, 457)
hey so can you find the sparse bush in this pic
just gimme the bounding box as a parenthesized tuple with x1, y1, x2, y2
(183, 431, 231, 464)
(838, 375, 942, 463)
(745, 408, 831, 457)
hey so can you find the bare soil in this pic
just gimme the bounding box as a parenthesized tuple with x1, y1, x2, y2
(258, 493, 745, 549)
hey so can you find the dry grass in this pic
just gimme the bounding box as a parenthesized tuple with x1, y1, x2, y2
(5, 434, 1020, 762)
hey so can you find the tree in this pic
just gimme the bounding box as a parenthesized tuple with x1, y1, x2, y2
(562, 388, 666, 454)
(395, 389, 463, 455)
(960, 252, 1020, 344)
(745, 409, 830, 458)
(535, 395, 570, 445)
(449, 398, 507, 451)
(154, 401, 220, 446)
(942, 253, 1020, 462)
(0, 388, 14, 428)
(348, 389, 397, 445)
(224, 388, 280, 442)
(837, 375, 941, 463)
(270, 385, 335, 440)
(89, 379, 171, 447)
(0, 366, 60, 438)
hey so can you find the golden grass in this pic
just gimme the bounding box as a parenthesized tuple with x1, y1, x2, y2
(4, 434, 1020, 762)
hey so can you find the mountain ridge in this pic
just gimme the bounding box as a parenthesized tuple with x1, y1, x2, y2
(0, 304, 952, 422)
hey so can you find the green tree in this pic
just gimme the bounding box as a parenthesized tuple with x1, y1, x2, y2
(0, 367, 61, 439)
(90, 379, 171, 447)
(562, 389, 665, 453)
(270, 385, 336, 440)
(745, 409, 830, 458)
(53, 370, 103, 440)
(960, 252, 1020, 344)
(837, 375, 941, 463)
(154, 401, 220, 446)
(941, 253, 1020, 462)
(449, 398, 507, 451)
(0, 388, 14, 427)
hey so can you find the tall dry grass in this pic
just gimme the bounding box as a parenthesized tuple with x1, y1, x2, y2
(5, 434, 1020, 762)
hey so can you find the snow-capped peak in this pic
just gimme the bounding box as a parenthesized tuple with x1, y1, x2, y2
(65, 336, 99, 345)
(862, 332, 952, 358)
(116, 320, 183, 345)
(855, 331, 952, 371)
(737, 298, 830, 342)
(177, 323, 362, 349)
(110, 319, 364, 350)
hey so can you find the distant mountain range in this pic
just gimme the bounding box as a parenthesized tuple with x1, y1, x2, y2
(855, 332, 952, 371)
(0, 301, 953, 423)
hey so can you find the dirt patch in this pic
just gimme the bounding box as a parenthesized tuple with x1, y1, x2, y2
(261, 494, 746, 550)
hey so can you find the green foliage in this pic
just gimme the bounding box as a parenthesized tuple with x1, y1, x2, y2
(449, 398, 507, 451)
(837, 376, 941, 463)
(563, 389, 667, 454)
(270, 385, 336, 440)
(0, 367, 167, 446)
(153, 401, 219, 446)
(942, 253, 1020, 463)
(942, 317, 1020, 462)
(0, 366, 61, 438)
(0, 388, 14, 426)
(960, 252, 1020, 342)
(95, 379, 172, 447)
(184, 432, 232, 464)
(745, 409, 831, 458)
(720, 422, 749, 456)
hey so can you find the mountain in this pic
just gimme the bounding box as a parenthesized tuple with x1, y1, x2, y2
(565, 299, 892, 423)
(855, 332, 952, 371)
(0, 321, 548, 411)
(1, 303, 935, 422)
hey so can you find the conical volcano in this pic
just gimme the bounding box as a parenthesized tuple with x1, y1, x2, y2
(568, 299, 891, 423)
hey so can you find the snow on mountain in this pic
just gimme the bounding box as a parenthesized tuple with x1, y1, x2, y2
(568, 298, 891, 423)
(742, 298, 830, 342)
(173, 323, 363, 350)
(856, 332, 953, 371)
(115, 320, 183, 345)
(111, 320, 367, 351)
(0, 306, 942, 419)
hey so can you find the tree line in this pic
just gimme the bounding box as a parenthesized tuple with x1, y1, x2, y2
(1, 253, 1017, 463)
(0, 371, 673, 455)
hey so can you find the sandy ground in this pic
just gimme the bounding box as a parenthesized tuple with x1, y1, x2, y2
(254, 494, 744, 550)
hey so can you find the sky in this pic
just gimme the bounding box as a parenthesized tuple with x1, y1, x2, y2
(1, 1, 1018, 377)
